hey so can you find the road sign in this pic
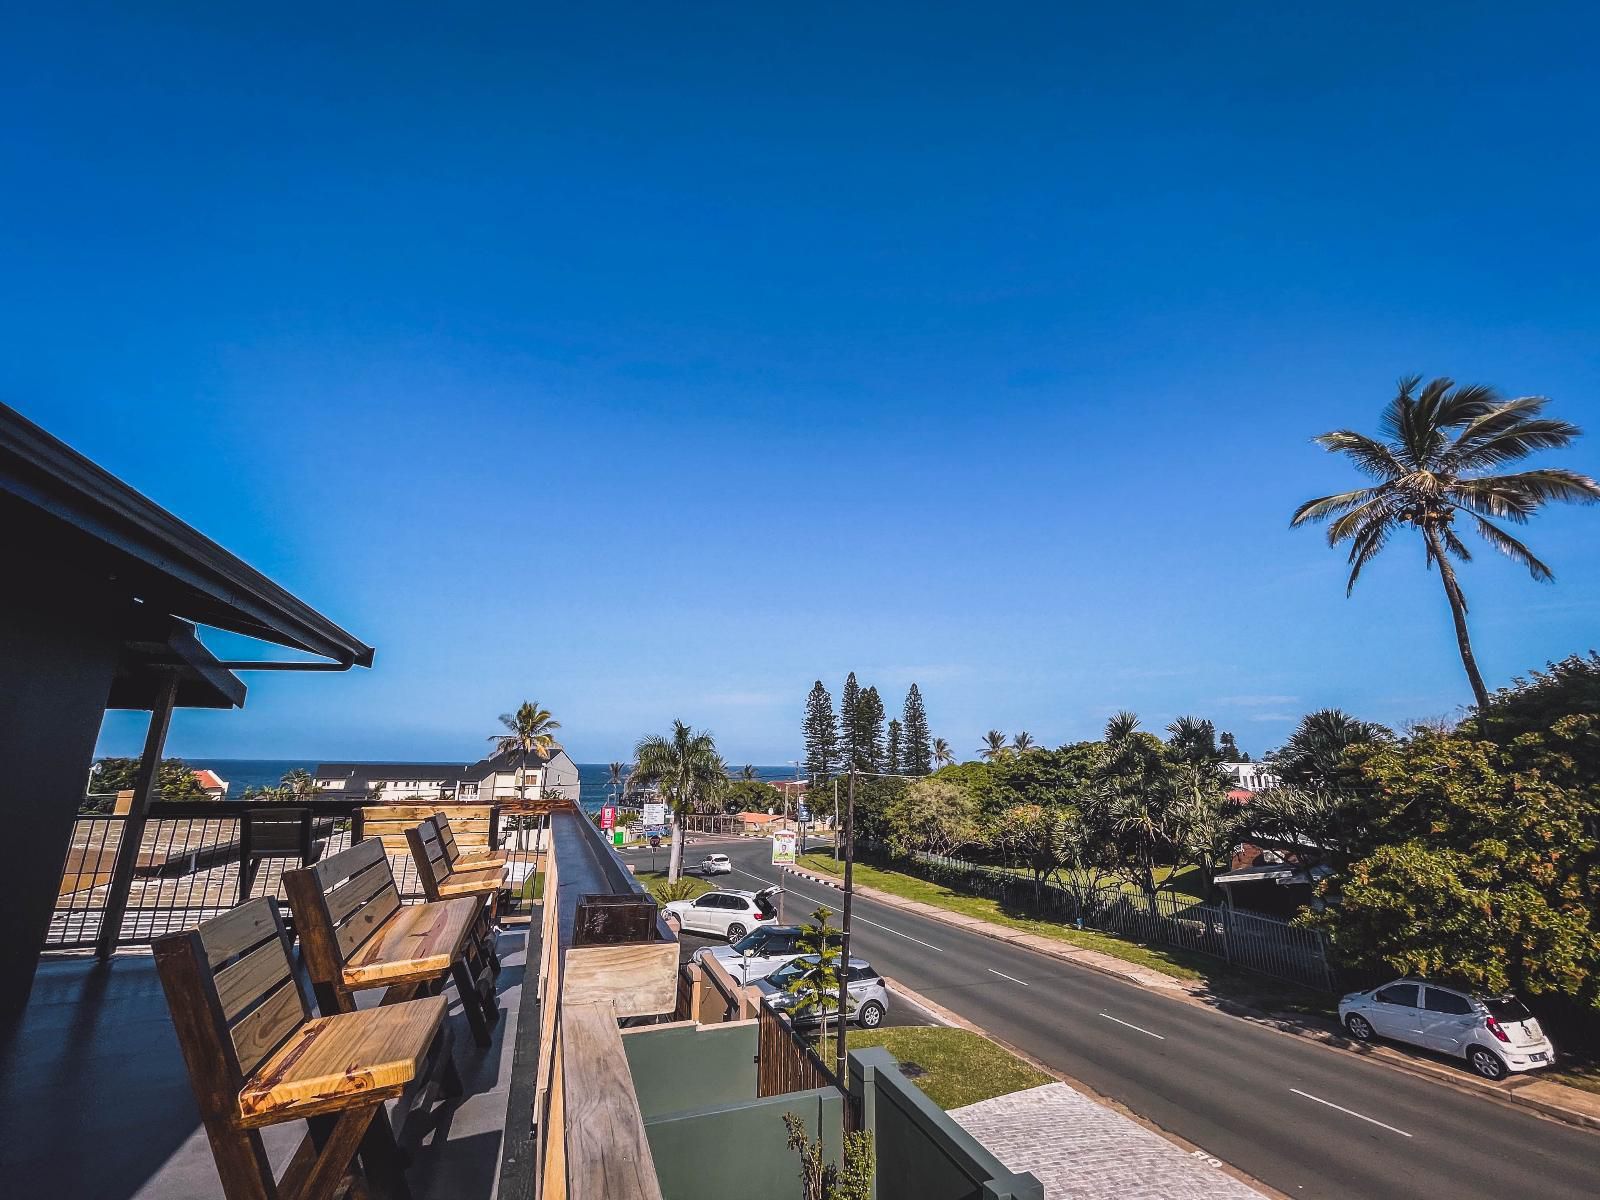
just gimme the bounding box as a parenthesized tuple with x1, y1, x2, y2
(797, 804, 810, 823)
(771, 829, 797, 864)
(643, 802, 666, 827)
(599, 805, 615, 831)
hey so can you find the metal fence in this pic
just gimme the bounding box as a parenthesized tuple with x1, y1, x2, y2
(887, 847, 1337, 992)
(48, 799, 545, 951)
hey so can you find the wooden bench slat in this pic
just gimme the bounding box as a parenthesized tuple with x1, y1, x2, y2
(199, 898, 279, 969)
(237, 995, 447, 1124)
(231, 977, 305, 1078)
(312, 837, 385, 889)
(214, 938, 294, 1022)
(342, 897, 478, 988)
(335, 888, 403, 959)
(324, 858, 396, 927)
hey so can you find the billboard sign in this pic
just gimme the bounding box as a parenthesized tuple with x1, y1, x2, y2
(599, 805, 615, 831)
(643, 802, 666, 827)
(771, 829, 797, 865)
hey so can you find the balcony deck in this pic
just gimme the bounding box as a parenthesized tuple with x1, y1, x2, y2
(0, 925, 536, 1200)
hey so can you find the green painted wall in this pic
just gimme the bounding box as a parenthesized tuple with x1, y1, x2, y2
(642, 1087, 843, 1200)
(622, 1020, 758, 1119)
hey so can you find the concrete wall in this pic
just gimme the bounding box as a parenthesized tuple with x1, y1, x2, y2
(622, 1019, 758, 1119)
(0, 591, 121, 1019)
(642, 1087, 843, 1200)
(849, 1048, 1043, 1200)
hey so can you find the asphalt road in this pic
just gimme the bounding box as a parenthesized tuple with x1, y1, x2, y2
(639, 837, 1600, 1200)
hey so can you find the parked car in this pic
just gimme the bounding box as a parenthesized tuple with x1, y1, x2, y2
(756, 955, 889, 1029)
(1338, 978, 1555, 1080)
(700, 853, 733, 875)
(662, 886, 782, 942)
(692, 925, 806, 983)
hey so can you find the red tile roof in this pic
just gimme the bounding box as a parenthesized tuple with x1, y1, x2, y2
(192, 769, 227, 790)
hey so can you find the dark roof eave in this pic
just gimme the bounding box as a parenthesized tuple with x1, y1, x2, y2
(1, 403, 374, 668)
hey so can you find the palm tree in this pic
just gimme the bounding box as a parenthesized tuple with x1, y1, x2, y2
(491, 701, 562, 807)
(1164, 716, 1219, 766)
(980, 731, 1010, 762)
(607, 761, 626, 805)
(931, 737, 954, 768)
(1269, 709, 1391, 789)
(740, 763, 758, 781)
(632, 720, 727, 880)
(278, 767, 317, 797)
(1292, 377, 1600, 707)
(1011, 731, 1036, 754)
(1099, 712, 1176, 909)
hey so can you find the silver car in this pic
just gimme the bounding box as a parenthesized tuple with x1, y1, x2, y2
(692, 925, 806, 984)
(1338, 978, 1555, 1080)
(756, 955, 889, 1029)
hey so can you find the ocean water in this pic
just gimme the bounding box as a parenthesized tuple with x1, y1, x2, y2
(185, 759, 802, 810)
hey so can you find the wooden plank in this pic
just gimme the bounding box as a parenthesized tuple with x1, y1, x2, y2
(231, 978, 306, 1078)
(562, 1001, 663, 1200)
(236, 995, 447, 1124)
(436, 865, 507, 897)
(335, 888, 402, 959)
(562, 942, 678, 1018)
(541, 1013, 568, 1200)
(199, 898, 278, 969)
(312, 837, 385, 889)
(342, 897, 476, 988)
(214, 938, 294, 1022)
(324, 857, 396, 927)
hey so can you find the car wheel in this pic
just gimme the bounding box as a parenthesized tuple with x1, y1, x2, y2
(726, 923, 747, 943)
(856, 1001, 884, 1029)
(1345, 1014, 1375, 1042)
(1468, 1045, 1508, 1081)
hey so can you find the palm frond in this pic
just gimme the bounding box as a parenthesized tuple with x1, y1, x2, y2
(1308, 432, 1403, 481)
(1343, 518, 1395, 594)
(1324, 494, 1398, 546)
(1289, 485, 1382, 526)
(1469, 514, 1554, 581)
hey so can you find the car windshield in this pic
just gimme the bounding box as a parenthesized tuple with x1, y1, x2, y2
(730, 930, 769, 955)
(1485, 996, 1533, 1023)
(768, 957, 817, 987)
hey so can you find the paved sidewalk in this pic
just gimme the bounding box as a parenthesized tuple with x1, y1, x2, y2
(951, 1083, 1265, 1199)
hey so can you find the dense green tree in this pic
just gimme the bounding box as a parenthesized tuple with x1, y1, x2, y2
(802, 681, 840, 782)
(1165, 716, 1221, 766)
(1291, 377, 1600, 707)
(883, 778, 975, 860)
(839, 673, 862, 772)
(90, 757, 210, 805)
(1218, 731, 1246, 761)
(846, 775, 909, 847)
(1099, 712, 1180, 905)
(901, 684, 932, 775)
(983, 743, 1097, 828)
(885, 719, 902, 775)
(1463, 651, 1600, 755)
(1269, 709, 1391, 789)
(992, 803, 1072, 902)
(723, 778, 783, 814)
(928, 760, 999, 824)
(632, 720, 727, 880)
(856, 686, 886, 772)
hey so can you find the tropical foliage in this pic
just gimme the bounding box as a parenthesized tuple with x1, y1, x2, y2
(1292, 377, 1599, 706)
(631, 719, 726, 880)
(89, 757, 211, 807)
(491, 700, 562, 805)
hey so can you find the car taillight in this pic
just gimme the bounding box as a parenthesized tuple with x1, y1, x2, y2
(1485, 1016, 1512, 1043)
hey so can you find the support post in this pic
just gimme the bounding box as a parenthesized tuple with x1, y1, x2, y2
(835, 766, 855, 1086)
(96, 671, 179, 958)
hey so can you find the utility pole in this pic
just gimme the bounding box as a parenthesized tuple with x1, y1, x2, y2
(834, 764, 856, 1085)
(832, 778, 840, 859)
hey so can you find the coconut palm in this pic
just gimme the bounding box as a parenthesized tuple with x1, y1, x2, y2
(1011, 731, 1036, 754)
(931, 737, 954, 768)
(632, 720, 727, 880)
(980, 730, 1010, 762)
(491, 701, 562, 806)
(1269, 709, 1391, 789)
(1291, 377, 1600, 707)
(740, 763, 758, 781)
(607, 761, 626, 805)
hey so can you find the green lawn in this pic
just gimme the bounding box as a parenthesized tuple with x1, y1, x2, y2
(517, 871, 544, 903)
(795, 852, 1334, 1018)
(814, 1027, 1050, 1110)
(1548, 1063, 1600, 1097)
(635, 871, 713, 902)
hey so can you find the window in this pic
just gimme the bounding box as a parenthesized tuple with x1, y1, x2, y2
(1425, 989, 1474, 1015)
(693, 895, 718, 908)
(1485, 996, 1533, 1023)
(848, 964, 877, 982)
(1375, 984, 1419, 1007)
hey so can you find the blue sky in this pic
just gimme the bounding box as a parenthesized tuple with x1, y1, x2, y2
(5, 4, 1597, 764)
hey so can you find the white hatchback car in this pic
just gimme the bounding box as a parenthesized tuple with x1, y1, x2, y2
(1339, 978, 1555, 1080)
(700, 853, 733, 875)
(662, 886, 781, 943)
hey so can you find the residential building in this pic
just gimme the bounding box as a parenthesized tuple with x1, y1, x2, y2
(190, 768, 228, 799)
(313, 745, 582, 806)
(1221, 760, 1281, 793)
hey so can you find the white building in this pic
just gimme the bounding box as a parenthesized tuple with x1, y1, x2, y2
(1221, 761, 1281, 793)
(313, 746, 582, 806)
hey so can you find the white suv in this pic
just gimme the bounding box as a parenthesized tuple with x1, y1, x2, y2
(1339, 979, 1555, 1080)
(662, 886, 781, 942)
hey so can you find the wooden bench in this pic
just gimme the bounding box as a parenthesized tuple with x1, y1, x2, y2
(406, 815, 506, 971)
(434, 809, 508, 871)
(153, 897, 448, 1200)
(283, 838, 500, 1049)
(240, 807, 336, 897)
(354, 803, 500, 861)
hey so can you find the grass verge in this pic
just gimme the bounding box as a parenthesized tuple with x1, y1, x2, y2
(814, 1027, 1050, 1110)
(1547, 1063, 1600, 1097)
(794, 852, 1334, 1018)
(635, 871, 713, 902)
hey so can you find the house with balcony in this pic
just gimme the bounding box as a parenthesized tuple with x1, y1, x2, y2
(313, 746, 581, 807)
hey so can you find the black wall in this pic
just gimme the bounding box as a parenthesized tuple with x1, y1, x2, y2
(0, 589, 121, 1023)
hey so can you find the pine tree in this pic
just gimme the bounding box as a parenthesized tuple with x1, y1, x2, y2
(901, 684, 932, 775)
(1219, 730, 1246, 762)
(857, 686, 886, 771)
(840, 673, 862, 773)
(886, 719, 902, 775)
(802, 681, 839, 781)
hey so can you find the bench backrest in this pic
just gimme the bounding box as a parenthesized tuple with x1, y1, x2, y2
(433, 811, 466, 867)
(281, 838, 402, 995)
(154, 898, 308, 1108)
(356, 804, 498, 856)
(405, 816, 453, 902)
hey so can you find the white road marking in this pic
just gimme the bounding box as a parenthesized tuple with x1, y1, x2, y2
(732, 867, 945, 952)
(987, 968, 1029, 986)
(1098, 1012, 1166, 1039)
(1289, 1088, 1413, 1138)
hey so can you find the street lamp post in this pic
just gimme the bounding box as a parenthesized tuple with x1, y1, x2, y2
(835, 764, 855, 1085)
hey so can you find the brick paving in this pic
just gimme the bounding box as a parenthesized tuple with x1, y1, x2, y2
(951, 1083, 1265, 1199)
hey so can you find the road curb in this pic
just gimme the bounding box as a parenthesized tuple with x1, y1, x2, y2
(783, 865, 1600, 1135)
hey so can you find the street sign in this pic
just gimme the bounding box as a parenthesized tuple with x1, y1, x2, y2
(649, 835, 662, 849)
(643, 802, 666, 827)
(797, 804, 810, 823)
(771, 829, 797, 864)
(599, 805, 615, 831)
